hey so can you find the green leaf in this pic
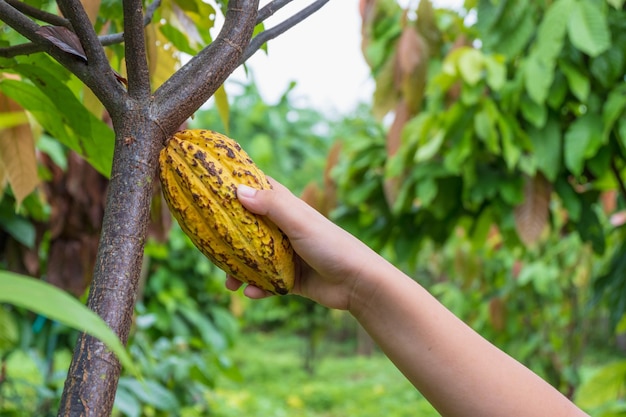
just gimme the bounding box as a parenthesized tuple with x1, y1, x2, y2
(0, 200, 35, 248)
(415, 177, 438, 206)
(578, 199, 605, 254)
(461, 81, 485, 106)
(603, 84, 626, 140)
(474, 98, 500, 154)
(458, 48, 484, 86)
(567, 0, 611, 57)
(559, 59, 590, 102)
(520, 94, 547, 127)
(607, 0, 625, 8)
(524, 55, 554, 105)
(444, 131, 473, 173)
(524, 0, 572, 104)
(0, 62, 114, 176)
(478, 0, 535, 58)
(576, 360, 626, 409)
(117, 378, 179, 410)
(114, 387, 142, 417)
(414, 130, 444, 162)
(535, 0, 572, 62)
(0, 307, 19, 352)
(528, 116, 562, 181)
(619, 118, 626, 151)
(555, 178, 582, 221)
(564, 114, 603, 176)
(484, 55, 507, 91)
(590, 47, 625, 88)
(159, 22, 198, 55)
(0, 271, 138, 376)
(546, 72, 569, 109)
(499, 115, 522, 170)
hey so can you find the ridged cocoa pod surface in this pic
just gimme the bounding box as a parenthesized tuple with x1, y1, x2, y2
(158, 129, 295, 295)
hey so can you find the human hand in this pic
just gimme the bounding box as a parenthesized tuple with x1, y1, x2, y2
(225, 178, 377, 310)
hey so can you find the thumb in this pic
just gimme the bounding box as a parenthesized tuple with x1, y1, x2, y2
(236, 180, 321, 240)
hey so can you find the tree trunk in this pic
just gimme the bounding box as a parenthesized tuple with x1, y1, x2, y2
(57, 115, 164, 416)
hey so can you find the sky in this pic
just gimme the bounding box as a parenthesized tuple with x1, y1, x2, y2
(227, 0, 372, 116)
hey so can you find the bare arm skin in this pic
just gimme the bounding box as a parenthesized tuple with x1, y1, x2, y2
(227, 180, 589, 417)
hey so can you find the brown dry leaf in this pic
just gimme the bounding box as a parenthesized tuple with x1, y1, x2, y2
(394, 24, 428, 114)
(37, 26, 87, 61)
(359, 0, 377, 67)
(40, 151, 108, 295)
(300, 181, 325, 214)
(322, 141, 342, 216)
(0, 94, 39, 206)
(488, 297, 506, 332)
(382, 101, 410, 208)
(386, 100, 410, 157)
(514, 173, 552, 246)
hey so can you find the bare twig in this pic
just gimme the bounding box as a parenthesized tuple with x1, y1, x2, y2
(256, 0, 293, 24)
(241, 0, 330, 63)
(5, 0, 70, 27)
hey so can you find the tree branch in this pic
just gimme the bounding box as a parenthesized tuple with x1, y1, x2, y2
(0, 0, 160, 58)
(152, 0, 260, 134)
(241, 0, 330, 63)
(256, 0, 293, 24)
(123, 0, 151, 99)
(0, 42, 41, 57)
(5, 0, 70, 27)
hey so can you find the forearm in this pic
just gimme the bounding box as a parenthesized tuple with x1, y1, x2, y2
(349, 259, 588, 417)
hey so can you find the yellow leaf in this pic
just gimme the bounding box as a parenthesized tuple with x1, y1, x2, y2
(0, 94, 39, 207)
(214, 84, 230, 134)
(146, 25, 181, 90)
(83, 86, 105, 120)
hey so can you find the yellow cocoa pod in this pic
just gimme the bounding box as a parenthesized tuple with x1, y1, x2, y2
(158, 129, 295, 295)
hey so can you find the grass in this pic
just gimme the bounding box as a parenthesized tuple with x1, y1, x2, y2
(206, 330, 439, 417)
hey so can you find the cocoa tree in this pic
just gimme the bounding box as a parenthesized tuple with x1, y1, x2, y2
(0, 0, 329, 415)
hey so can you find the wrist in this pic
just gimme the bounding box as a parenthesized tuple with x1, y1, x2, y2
(345, 251, 390, 317)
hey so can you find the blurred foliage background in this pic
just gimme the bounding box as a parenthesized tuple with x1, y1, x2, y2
(1, 0, 626, 416)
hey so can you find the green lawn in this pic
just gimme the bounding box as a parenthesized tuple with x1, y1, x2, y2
(206, 331, 439, 417)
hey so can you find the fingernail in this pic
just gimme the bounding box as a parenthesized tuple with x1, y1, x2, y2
(237, 184, 258, 198)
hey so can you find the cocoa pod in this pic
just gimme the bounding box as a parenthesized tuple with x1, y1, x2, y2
(158, 129, 295, 295)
